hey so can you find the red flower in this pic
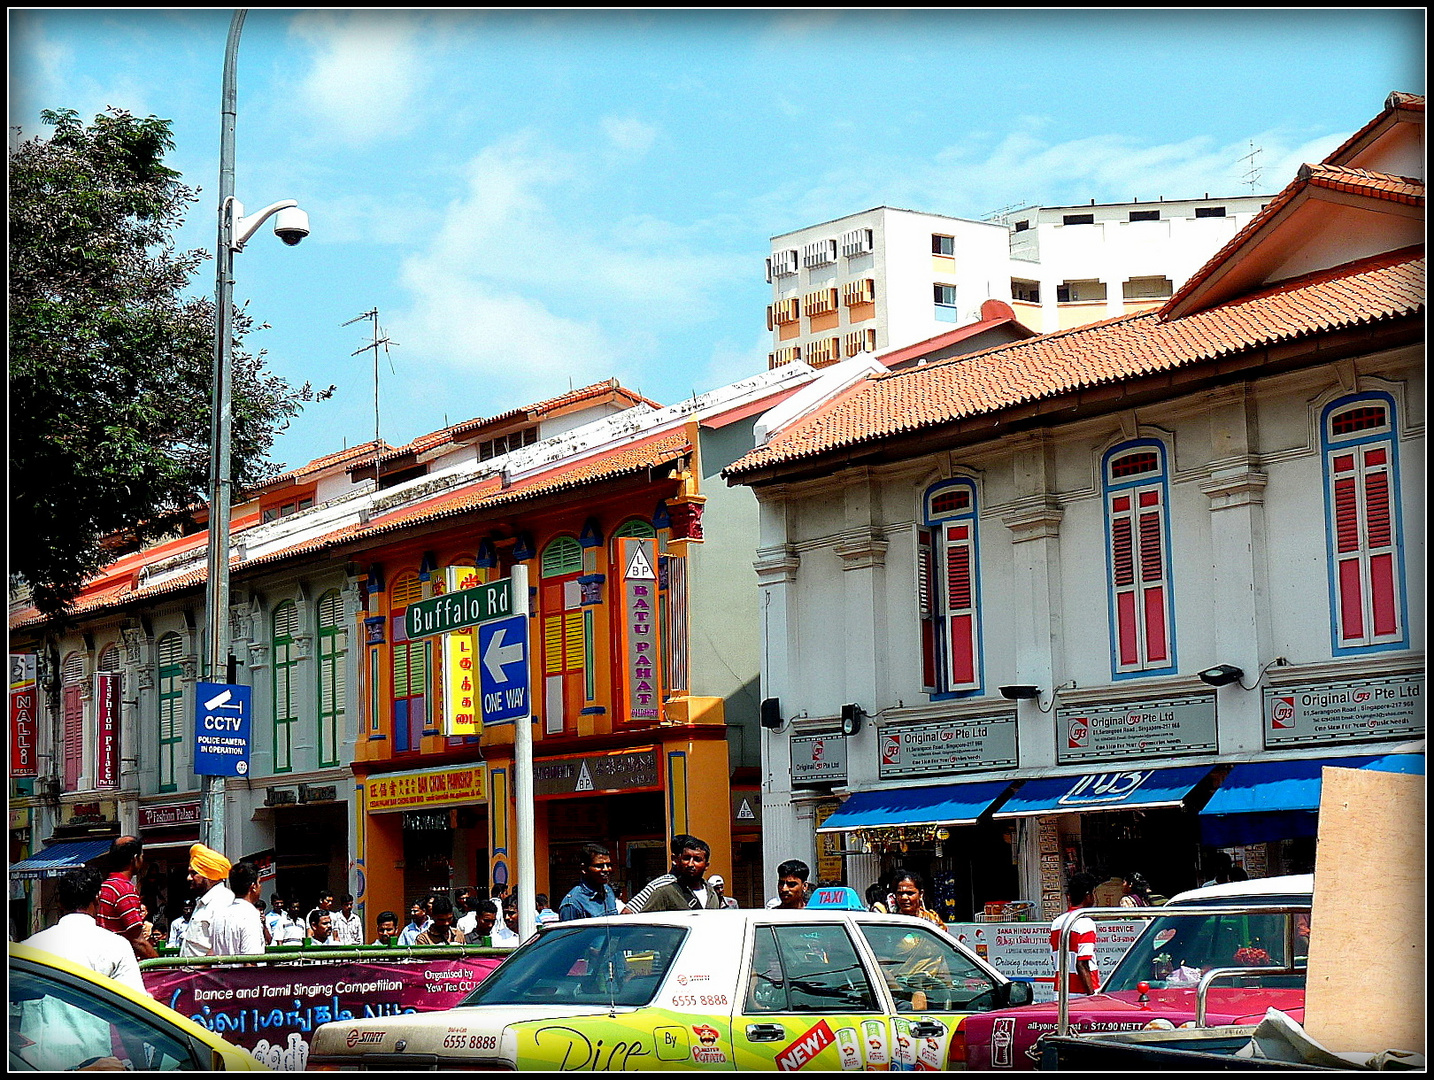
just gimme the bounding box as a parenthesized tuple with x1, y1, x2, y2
(1234, 946, 1272, 966)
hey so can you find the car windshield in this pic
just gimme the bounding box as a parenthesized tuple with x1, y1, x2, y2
(458, 924, 688, 1008)
(1103, 906, 1310, 993)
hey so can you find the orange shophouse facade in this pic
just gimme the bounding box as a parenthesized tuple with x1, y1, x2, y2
(350, 428, 734, 919)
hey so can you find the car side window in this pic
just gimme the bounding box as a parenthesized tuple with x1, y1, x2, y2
(10, 966, 201, 1071)
(857, 922, 1000, 1013)
(744, 924, 877, 1014)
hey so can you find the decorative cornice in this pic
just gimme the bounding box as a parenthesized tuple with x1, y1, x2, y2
(754, 546, 800, 586)
(834, 530, 888, 570)
(1001, 496, 1064, 543)
(1199, 460, 1269, 509)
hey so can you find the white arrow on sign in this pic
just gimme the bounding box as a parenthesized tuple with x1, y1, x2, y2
(483, 626, 525, 683)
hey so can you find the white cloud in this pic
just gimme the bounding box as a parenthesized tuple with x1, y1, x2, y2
(393, 131, 743, 397)
(601, 115, 658, 154)
(288, 11, 429, 147)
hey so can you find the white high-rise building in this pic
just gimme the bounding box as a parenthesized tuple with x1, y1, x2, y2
(766, 195, 1270, 369)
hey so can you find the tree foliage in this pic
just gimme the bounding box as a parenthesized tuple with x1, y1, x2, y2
(9, 107, 331, 617)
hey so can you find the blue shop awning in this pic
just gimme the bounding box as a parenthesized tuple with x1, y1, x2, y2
(991, 765, 1215, 819)
(1198, 753, 1424, 846)
(815, 780, 1013, 833)
(9, 838, 113, 880)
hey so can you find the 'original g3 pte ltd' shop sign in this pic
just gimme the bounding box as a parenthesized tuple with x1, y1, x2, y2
(790, 733, 848, 786)
(1264, 674, 1423, 747)
(878, 715, 1017, 779)
(1056, 693, 1216, 764)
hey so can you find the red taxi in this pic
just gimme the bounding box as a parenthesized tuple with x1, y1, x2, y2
(960, 875, 1312, 1070)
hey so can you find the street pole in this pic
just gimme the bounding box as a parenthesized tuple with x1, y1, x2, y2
(511, 563, 537, 942)
(202, 8, 247, 854)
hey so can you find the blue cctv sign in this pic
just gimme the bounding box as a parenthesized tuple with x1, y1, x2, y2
(194, 682, 252, 777)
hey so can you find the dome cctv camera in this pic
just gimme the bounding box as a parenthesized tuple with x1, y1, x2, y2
(273, 206, 310, 246)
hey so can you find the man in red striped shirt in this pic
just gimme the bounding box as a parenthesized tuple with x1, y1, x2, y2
(96, 835, 157, 960)
(1050, 872, 1100, 996)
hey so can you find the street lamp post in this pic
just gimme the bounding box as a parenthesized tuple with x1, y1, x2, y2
(202, 8, 310, 851)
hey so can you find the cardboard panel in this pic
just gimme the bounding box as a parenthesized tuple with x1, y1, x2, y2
(1304, 766, 1424, 1054)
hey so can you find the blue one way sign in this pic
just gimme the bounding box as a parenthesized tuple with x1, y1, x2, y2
(194, 682, 252, 776)
(478, 615, 529, 725)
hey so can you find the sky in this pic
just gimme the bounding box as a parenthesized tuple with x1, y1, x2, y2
(9, 9, 1425, 473)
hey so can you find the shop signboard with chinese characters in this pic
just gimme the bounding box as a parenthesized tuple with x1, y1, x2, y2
(366, 765, 488, 813)
(1264, 674, 1423, 747)
(617, 538, 663, 723)
(532, 748, 660, 799)
(878, 715, 1017, 779)
(10, 653, 38, 778)
(790, 733, 848, 786)
(1055, 694, 1216, 764)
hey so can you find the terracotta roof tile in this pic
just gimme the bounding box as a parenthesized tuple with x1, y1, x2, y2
(726, 247, 1424, 479)
(11, 431, 690, 630)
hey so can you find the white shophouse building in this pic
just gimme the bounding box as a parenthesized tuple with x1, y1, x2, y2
(732, 93, 1424, 920)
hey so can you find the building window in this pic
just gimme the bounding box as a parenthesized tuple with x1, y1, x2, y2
(1104, 441, 1176, 677)
(842, 278, 876, 306)
(1057, 279, 1107, 303)
(390, 573, 430, 753)
(317, 590, 347, 768)
(157, 633, 184, 793)
(802, 239, 837, 268)
(931, 234, 955, 256)
(61, 652, 84, 790)
(1122, 276, 1174, 300)
(1128, 209, 1161, 222)
(1011, 279, 1040, 304)
(773, 298, 801, 325)
(841, 228, 873, 257)
(1323, 394, 1405, 652)
(934, 284, 958, 322)
(768, 248, 799, 279)
(541, 535, 587, 736)
(272, 601, 299, 773)
(480, 426, 538, 461)
(1013, 220, 1031, 232)
(918, 479, 982, 695)
(1194, 206, 1226, 218)
(1062, 213, 1095, 226)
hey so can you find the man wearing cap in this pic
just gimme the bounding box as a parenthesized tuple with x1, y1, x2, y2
(179, 843, 234, 957)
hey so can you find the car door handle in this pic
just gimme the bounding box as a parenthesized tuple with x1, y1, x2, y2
(745, 1023, 786, 1042)
(909, 1020, 945, 1038)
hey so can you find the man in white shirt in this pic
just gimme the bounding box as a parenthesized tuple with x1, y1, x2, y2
(211, 861, 266, 957)
(490, 904, 522, 949)
(24, 866, 146, 994)
(167, 898, 194, 949)
(272, 897, 308, 945)
(179, 844, 234, 957)
(331, 892, 363, 945)
(18, 867, 148, 1070)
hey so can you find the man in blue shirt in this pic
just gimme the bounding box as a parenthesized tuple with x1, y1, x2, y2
(559, 843, 620, 921)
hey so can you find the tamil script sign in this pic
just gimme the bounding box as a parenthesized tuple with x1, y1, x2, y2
(945, 920, 1143, 1004)
(533, 748, 660, 798)
(1264, 674, 1424, 747)
(790, 733, 848, 786)
(405, 578, 512, 639)
(1056, 694, 1216, 764)
(878, 715, 1017, 779)
(144, 955, 503, 1070)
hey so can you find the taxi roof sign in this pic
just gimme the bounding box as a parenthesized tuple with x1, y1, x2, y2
(806, 886, 867, 911)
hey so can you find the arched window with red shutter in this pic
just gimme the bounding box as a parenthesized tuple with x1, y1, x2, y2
(1103, 441, 1176, 678)
(1322, 393, 1406, 652)
(918, 478, 983, 695)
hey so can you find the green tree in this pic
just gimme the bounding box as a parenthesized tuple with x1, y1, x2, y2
(9, 107, 331, 617)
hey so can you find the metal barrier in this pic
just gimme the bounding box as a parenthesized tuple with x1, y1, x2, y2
(1053, 902, 1311, 1036)
(140, 944, 508, 969)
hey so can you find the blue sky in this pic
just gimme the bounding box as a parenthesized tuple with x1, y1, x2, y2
(9, 9, 1424, 472)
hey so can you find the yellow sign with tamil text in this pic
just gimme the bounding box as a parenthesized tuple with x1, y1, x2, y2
(367, 765, 487, 813)
(443, 565, 483, 736)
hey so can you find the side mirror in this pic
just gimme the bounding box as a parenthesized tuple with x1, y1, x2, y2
(1004, 980, 1034, 1007)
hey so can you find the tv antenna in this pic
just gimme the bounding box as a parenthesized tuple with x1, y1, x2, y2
(1238, 140, 1264, 194)
(343, 308, 399, 490)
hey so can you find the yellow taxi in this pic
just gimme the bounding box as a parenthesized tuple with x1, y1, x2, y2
(309, 899, 1033, 1070)
(9, 942, 268, 1071)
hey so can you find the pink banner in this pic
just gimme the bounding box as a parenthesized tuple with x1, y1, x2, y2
(10, 684, 37, 778)
(144, 954, 504, 1070)
(96, 672, 119, 788)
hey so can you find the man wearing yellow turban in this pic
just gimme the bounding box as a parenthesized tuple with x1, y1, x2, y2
(179, 844, 234, 957)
